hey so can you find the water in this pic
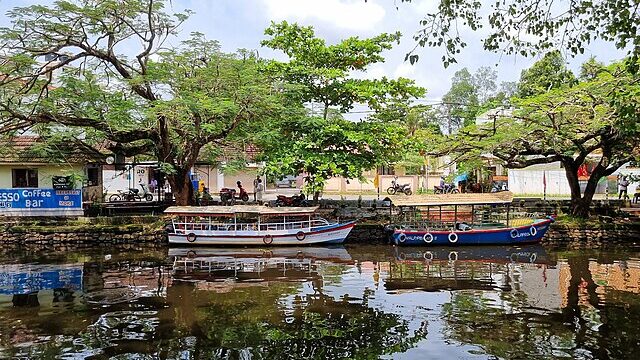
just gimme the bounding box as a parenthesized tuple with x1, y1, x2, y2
(0, 244, 639, 359)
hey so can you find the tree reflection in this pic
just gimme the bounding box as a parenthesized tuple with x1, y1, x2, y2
(441, 254, 640, 359)
(164, 281, 427, 359)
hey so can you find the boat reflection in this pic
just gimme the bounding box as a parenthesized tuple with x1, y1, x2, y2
(169, 246, 354, 287)
(386, 245, 554, 294)
(394, 244, 551, 264)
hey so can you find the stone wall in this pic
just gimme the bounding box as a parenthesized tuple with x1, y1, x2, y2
(543, 222, 640, 249)
(0, 223, 166, 250)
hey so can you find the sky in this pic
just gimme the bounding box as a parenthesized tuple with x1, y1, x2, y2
(0, 0, 628, 110)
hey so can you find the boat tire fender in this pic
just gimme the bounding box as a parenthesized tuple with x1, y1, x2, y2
(398, 233, 406, 243)
(186, 233, 197, 243)
(423, 251, 433, 261)
(529, 226, 537, 236)
(263, 235, 273, 245)
(448, 232, 458, 243)
(296, 231, 306, 241)
(510, 229, 519, 239)
(448, 251, 458, 261)
(423, 233, 434, 243)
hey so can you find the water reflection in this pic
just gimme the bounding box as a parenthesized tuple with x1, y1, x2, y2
(0, 245, 638, 359)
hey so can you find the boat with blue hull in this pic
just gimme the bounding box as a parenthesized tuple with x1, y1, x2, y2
(388, 191, 554, 246)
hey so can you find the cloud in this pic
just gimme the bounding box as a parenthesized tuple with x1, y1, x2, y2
(261, 0, 385, 32)
(393, 62, 415, 78)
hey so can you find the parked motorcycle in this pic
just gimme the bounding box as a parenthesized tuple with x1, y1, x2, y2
(109, 184, 153, 202)
(434, 183, 460, 194)
(387, 177, 413, 196)
(219, 182, 250, 204)
(275, 193, 309, 207)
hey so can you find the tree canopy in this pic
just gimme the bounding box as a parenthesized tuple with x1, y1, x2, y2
(0, 0, 286, 205)
(436, 59, 640, 217)
(400, 0, 640, 70)
(259, 21, 425, 198)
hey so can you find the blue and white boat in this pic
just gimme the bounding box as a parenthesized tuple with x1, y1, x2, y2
(388, 191, 554, 246)
(165, 205, 356, 246)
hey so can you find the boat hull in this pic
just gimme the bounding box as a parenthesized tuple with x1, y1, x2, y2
(392, 218, 554, 246)
(168, 221, 356, 246)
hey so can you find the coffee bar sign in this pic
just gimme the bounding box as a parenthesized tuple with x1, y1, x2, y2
(0, 188, 82, 216)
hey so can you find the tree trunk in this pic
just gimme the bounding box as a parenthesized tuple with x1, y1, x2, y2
(168, 169, 194, 206)
(563, 163, 589, 218)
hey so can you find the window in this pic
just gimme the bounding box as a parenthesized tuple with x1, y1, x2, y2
(87, 167, 100, 186)
(12, 169, 38, 188)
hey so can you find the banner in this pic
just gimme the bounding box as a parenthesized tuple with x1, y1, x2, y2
(0, 188, 82, 211)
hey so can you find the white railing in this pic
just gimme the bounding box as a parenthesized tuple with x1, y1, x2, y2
(172, 218, 331, 233)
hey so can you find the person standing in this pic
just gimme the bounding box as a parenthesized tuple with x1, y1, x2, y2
(253, 175, 261, 201)
(618, 175, 630, 200)
(256, 178, 264, 204)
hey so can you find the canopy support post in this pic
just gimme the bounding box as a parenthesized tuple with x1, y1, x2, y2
(453, 205, 457, 231)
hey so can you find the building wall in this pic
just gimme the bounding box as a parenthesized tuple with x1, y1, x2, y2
(192, 165, 259, 193)
(103, 164, 155, 195)
(0, 164, 84, 189)
(509, 163, 640, 195)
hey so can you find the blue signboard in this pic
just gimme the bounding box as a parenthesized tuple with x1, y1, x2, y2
(0, 188, 82, 210)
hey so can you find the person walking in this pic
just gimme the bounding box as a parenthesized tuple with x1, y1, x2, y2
(618, 175, 630, 200)
(256, 178, 264, 204)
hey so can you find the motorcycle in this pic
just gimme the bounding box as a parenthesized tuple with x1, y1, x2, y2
(219, 183, 249, 204)
(275, 193, 309, 207)
(387, 178, 413, 196)
(109, 184, 153, 202)
(434, 183, 460, 194)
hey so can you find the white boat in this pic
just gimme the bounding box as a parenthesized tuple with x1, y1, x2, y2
(164, 205, 356, 246)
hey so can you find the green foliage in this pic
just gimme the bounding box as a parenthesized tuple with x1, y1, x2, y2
(258, 117, 407, 196)
(442, 68, 480, 131)
(400, 0, 640, 71)
(438, 57, 640, 217)
(517, 51, 577, 97)
(0, 1, 287, 205)
(261, 21, 425, 119)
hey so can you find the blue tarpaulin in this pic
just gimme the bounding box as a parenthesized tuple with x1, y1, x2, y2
(454, 173, 468, 184)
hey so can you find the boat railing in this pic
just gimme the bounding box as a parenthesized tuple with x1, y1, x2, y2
(172, 218, 330, 233)
(398, 210, 545, 231)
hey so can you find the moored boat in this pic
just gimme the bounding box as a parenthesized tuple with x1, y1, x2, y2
(388, 191, 554, 246)
(165, 205, 356, 246)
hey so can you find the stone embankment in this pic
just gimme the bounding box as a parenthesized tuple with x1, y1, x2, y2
(1, 205, 639, 249)
(543, 221, 640, 249)
(0, 217, 166, 249)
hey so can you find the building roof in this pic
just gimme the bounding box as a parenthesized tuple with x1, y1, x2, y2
(388, 191, 514, 207)
(0, 136, 104, 164)
(165, 205, 318, 216)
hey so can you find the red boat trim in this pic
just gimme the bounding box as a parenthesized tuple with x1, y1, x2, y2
(395, 218, 553, 235)
(170, 221, 356, 239)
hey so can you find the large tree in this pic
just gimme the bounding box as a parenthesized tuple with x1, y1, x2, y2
(442, 61, 640, 217)
(0, 0, 283, 205)
(400, 0, 640, 70)
(259, 21, 424, 199)
(261, 21, 424, 120)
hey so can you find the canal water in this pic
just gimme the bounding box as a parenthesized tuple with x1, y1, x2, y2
(0, 245, 639, 359)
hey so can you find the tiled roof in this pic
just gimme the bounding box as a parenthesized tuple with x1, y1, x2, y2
(0, 136, 104, 164)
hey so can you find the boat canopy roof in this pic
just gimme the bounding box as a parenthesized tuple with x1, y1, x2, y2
(164, 205, 319, 216)
(388, 191, 514, 207)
